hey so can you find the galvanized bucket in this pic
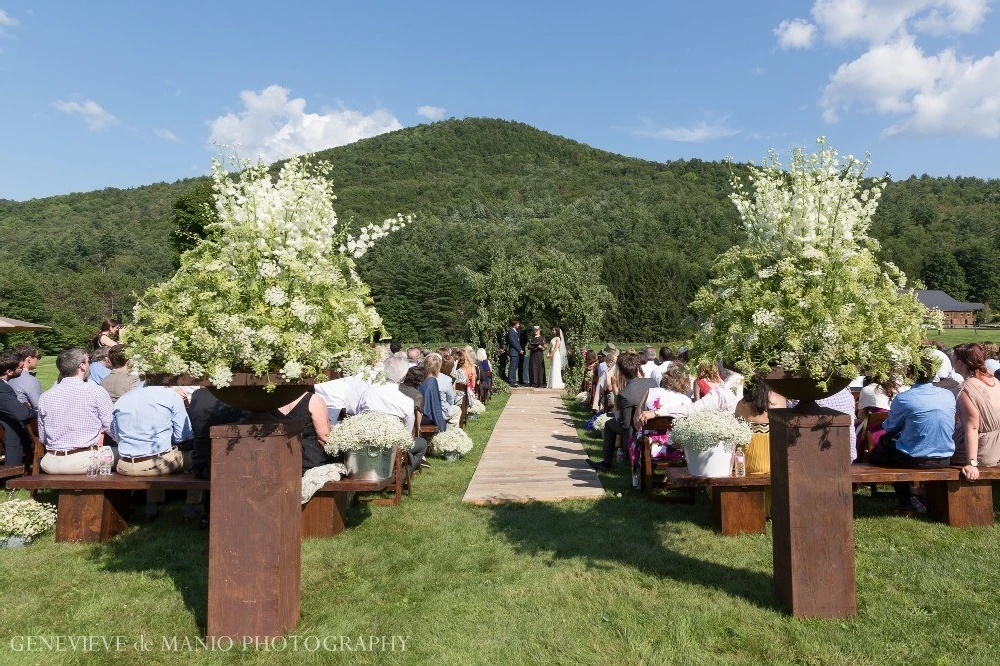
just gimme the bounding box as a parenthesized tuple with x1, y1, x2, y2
(344, 445, 396, 481)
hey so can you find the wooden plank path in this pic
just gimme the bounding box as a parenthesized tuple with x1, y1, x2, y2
(463, 388, 605, 505)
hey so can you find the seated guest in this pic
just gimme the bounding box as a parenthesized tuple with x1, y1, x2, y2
(690, 363, 739, 413)
(188, 388, 248, 479)
(650, 347, 674, 386)
(457, 350, 477, 402)
(981, 342, 1000, 376)
(113, 385, 195, 520)
(816, 387, 859, 461)
(641, 347, 658, 380)
(270, 390, 330, 473)
(436, 353, 462, 426)
(8, 344, 42, 409)
(358, 357, 427, 473)
(418, 353, 449, 431)
(475, 348, 493, 400)
(0, 350, 36, 467)
(591, 350, 619, 412)
(400, 366, 426, 416)
(952, 343, 1000, 479)
(37, 348, 115, 474)
(871, 351, 955, 513)
(734, 379, 788, 451)
(857, 374, 905, 450)
(100, 344, 142, 402)
(633, 366, 695, 461)
(588, 353, 657, 471)
(718, 362, 744, 401)
(389, 339, 402, 355)
(406, 347, 423, 367)
(88, 347, 112, 385)
(313, 374, 369, 425)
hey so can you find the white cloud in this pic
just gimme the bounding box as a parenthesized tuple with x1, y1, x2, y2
(0, 9, 18, 27)
(812, 0, 990, 44)
(777, 1, 998, 137)
(154, 127, 180, 143)
(50, 99, 119, 130)
(774, 19, 816, 49)
(208, 85, 402, 163)
(416, 105, 446, 121)
(751, 66, 767, 76)
(636, 120, 740, 142)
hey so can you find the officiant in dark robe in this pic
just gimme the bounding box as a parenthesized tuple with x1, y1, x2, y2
(528, 326, 547, 388)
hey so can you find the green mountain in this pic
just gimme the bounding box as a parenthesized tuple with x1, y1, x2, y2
(2, 118, 999, 350)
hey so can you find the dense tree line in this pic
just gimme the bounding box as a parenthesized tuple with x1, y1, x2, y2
(1, 118, 998, 352)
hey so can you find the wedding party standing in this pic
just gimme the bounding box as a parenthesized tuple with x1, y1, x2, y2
(506, 320, 523, 386)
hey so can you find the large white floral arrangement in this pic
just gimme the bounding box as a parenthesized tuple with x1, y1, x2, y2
(0, 499, 57, 541)
(671, 410, 751, 453)
(689, 139, 925, 384)
(324, 411, 413, 455)
(124, 154, 409, 386)
(432, 428, 474, 458)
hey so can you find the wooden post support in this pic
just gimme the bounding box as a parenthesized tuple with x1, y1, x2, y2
(207, 418, 304, 641)
(925, 480, 995, 528)
(55, 489, 129, 543)
(770, 405, 857, 618)
(712, 486, 767, 536)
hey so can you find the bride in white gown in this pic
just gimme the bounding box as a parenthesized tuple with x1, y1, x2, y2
(547, 326, 565, 390)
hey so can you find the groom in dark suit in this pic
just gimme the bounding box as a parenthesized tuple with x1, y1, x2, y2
(506, 320, 523, 386)
(587, 353, 656, 471)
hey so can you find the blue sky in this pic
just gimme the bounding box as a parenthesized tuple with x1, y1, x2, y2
(1, 1, 997, 200)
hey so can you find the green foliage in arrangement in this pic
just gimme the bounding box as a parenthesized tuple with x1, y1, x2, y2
(1, 118, 999, 351)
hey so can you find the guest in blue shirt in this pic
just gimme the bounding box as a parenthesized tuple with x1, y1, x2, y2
(871, 351, 955, 513)
(88, 347, 112, 385)
(113, 385, 195, 520)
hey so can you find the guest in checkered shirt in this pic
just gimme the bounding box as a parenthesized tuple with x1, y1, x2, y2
(37, 348, 116, 475)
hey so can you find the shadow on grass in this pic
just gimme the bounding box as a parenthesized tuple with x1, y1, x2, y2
(86, 509, 210, 631)
(487, 496, 780, 611)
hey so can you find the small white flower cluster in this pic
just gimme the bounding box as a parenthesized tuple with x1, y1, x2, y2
(0, 499, 57, 540)
(324, 411, 413, 456)
(432, 428, 474, 457)
(468, 398, 486, 416)
(592, 413, 611, 433)
(575, 391, 589, 404)
(671, 410, 751, 454)
(341, 213, 412, 259)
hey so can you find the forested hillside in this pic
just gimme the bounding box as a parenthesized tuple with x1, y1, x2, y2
(2, 118, 999, 350)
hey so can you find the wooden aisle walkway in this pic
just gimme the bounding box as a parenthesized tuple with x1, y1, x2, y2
(463, 389, 605, 505)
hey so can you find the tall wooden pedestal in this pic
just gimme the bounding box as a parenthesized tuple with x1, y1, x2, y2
(770, 405, 857, 618)
(207, 419, 304, 640)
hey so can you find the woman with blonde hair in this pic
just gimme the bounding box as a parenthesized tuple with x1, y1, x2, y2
(458, 349, 477, 402)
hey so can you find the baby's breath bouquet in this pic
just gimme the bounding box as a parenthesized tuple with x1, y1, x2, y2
(324, 411, 413, 456)
(125, 153, 410, 387)
(591, 413, 611, 433)
(672, 410, 751, 453)
(468, 398, 486, 417)
(689, 139, 925, 385)
(575, 391, 589, 404)
(432, 428, 474, 458)
(0, 498, 57, 543)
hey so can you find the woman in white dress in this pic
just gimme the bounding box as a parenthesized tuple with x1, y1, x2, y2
(547, 327, 565, 389)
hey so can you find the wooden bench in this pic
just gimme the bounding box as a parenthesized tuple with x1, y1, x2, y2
(300, 446, 411, 538)
(638, 417, 687, 501)
(7, 473, 210, 543)
(662, 464, 1000, 535)
(0, 465, 25, 482)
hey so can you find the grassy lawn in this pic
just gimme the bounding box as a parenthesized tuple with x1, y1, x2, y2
(926, 328, 1000, 347)
(6, 392, 1000, 664)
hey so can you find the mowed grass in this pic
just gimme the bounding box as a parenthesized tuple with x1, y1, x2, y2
(926, 328, 1000, 347)
(5, 390, 1000, 664)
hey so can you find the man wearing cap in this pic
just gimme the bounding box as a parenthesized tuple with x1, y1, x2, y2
(528, 325, 547, 388)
